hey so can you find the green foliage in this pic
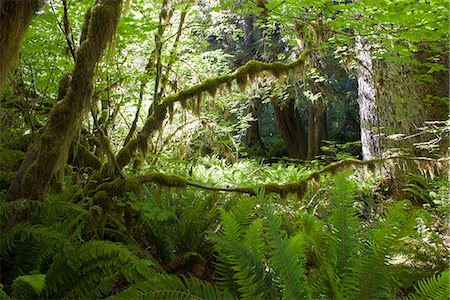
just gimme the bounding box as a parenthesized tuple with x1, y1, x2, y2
(110, 275, 234, 300)
(12, 274, 46, 299)
(406, 270, 450, 300)
(211, 172, 448, 299)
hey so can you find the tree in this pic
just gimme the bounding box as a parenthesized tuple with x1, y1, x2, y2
(0, 0, 45, 94)
(6, 0, 123, 201)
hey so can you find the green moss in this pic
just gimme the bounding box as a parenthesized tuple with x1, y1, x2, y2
(236, 70, 248, 91)
(92, 190, 109, 205)
(0, 148, 25, 189)
(124, 176, 142, 195)
(116, 139, 136, 168)
(268, 62, 288, 78)
(140, 172, 188, 188)
(3, 134, 32, 152)
(203, 78, 218, 98)
(73, 143, 102, 169)
(263, 180, 307, 199)
(57, 72, 71, 101)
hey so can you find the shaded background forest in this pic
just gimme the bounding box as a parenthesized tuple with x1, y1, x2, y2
(0, 0, 449, 299)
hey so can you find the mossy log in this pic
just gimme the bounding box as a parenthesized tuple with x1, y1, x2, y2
(6, 0, 123, 201)
(116, 50, 311, 169)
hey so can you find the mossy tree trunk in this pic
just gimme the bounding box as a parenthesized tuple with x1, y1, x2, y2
(6, 0, 123, 201)
(0, 0, 44, 95)
(355, 38, 381, 160)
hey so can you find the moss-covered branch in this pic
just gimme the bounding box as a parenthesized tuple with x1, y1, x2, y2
(0, 0, 44, 94)
(116, 50, 311, 169)
(6, 0, 123, 201)
(109, 156, 449, 200)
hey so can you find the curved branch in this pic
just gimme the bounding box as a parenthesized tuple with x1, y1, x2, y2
(134, 156, 448, 198)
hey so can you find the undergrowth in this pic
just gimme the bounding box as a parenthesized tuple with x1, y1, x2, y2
(0, 157, 448, 299)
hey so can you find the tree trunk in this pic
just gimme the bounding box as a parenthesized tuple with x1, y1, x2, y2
(240, 13, 266, 154)
(307, 95, 327, 160)
(246, 97, 266, 155)
(355, 37, 381, 160)
(0, 0, 44, 94)
(6, 0, 123, 201)
(356, 37, 449, 160)
(273, 100, 307, 158)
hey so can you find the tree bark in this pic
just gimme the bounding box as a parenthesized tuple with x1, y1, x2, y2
(273, 99, 307, 158)
(355, 37, 381, 160)
(0, 0, 44, 94)
(356, 37, 449, 160)
(246, 97, 266, 155)
(307, 95, 327, 160)
(6, 0, 123, 201)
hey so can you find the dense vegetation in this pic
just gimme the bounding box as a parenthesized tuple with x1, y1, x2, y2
(0, 0, 448, 299)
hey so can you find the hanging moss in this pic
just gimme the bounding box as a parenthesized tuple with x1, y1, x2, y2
(236, 70, 248, 92)
(116, 51, 311, 169)
(203, 78, 218, 98)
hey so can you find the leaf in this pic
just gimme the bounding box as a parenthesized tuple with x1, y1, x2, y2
(13, 274, 46, 296)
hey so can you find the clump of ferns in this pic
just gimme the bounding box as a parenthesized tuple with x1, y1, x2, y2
(209, 172, 449, 299)
(138, 185, 228, 277)
(0, 191, 162, 299)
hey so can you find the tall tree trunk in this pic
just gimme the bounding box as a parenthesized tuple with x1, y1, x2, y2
(6, 0, 123, 201)
(355, 37, 381, 160)
(246, 97, 266, 155)
(356, 37, 449, 160)
(0, 0, 44, 94)
(241, 13, 266, 154)
(273, 100, 307, 158)
(307, 95, 327, 160)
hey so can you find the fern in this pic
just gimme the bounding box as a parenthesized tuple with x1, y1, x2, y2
(44, 240, 158, 298)
(406, 270, 449, 300)
(12, 274, 46, 299)
(109, 275, 234, 300)
(328, 172, 359, 276)
(263, 202, 308, 299)
(212, 198, 274, 299)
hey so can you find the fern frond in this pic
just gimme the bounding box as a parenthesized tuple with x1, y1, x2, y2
(328, 172, 359, 276)
(109, 275, 234, 300)
(406, 270, 449, 300)
(343, 243, 390, 300)
(263, 203, 308, 299)
(12, 274, 46, 299)
(213, 233, 274, 299)
(77, 240, 157, 282)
